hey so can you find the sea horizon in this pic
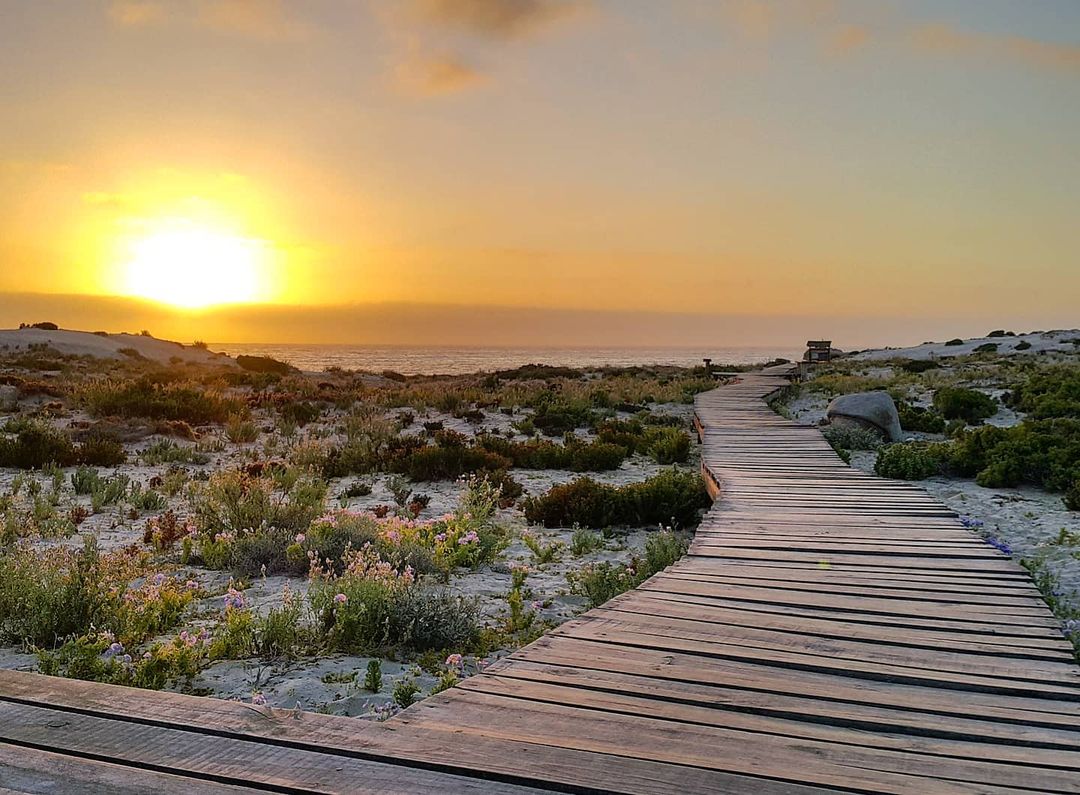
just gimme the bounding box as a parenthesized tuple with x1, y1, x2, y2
(211, 342, 804, 376)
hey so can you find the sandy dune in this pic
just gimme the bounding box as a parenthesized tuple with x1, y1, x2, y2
(0, 327, 234, 366)
(851, 329, 1080, 361)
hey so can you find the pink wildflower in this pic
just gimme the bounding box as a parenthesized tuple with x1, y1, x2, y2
(334, 593, 348, 605)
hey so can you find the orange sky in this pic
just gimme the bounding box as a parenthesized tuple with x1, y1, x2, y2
(1, 1, 1078, 345)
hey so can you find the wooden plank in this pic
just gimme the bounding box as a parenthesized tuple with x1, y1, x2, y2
(0, 741, 265, 795)
(0, 700, 539, 794)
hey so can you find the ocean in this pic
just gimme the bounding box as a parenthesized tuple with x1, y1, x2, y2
(212, 344, 803, 376)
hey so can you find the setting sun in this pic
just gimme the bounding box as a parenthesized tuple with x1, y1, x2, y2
(122, 224, 268, 309)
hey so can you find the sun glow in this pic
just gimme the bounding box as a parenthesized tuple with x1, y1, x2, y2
(122, 223, 269, 308)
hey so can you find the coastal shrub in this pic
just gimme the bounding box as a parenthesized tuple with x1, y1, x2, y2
(225, 413, 258, 443)
(974, 343, 999, 354)
(309, 546, 479, 654)
(944, 338, 964, 346)
(1066, 478, 1080, 512)
(932, 387, 996, 423)
(523, 469, 709, 529)
(874, 442, 950, 480)
(531, 401, 596, 436)
(401, 443, 511, 481)
(0, 422, 77, 468)
(898, 360, 940, 374)
(36, 630, 206, 690)
(1006, 366, 1080, 419)
(950, 419, 1080, 495)
(0, 537, 196, 648)
(896, 402, 946, 434)
(76, 435, 127, 467)
(475, 435, 627, 472)
(236, 355, 293, 375)
(279, 401, 321, 426)
(141, 439, 210, 466)
(1015, 340, 1032, 351)
(81, 376, 244, 424)
(568, 530, 688, 607)
(822, 424, 883, 451)
(192, 468, 327, 536)
(646, 428, 692, 464)
(570, 528, 605, 556)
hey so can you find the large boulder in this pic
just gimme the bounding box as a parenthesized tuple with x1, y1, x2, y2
(826, 391, 902, 442)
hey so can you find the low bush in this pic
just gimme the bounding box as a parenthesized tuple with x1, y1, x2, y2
(874, 442, 950, 480)
(950, 418, 1080, 495)
(898, 360, 940, 374)
(896, 402, 946, 434)
(523, 469, 709, 529)
(932, 387, 997, 423)
(568, 530, 688, 607)
(309, 545, 479, 654)
(646, 427, 692, 464)
(823, 424, 883, 452)
(973, 343, 999, 354)
(81, 376, 244, 424)
(236, 355, 293, 375)
(944, 338, 964, 346)
(0, 537, 196, 648)
(191, 468, 327, 536)
(141, 439, 210, 466)
(1006, 366, 1080, 420)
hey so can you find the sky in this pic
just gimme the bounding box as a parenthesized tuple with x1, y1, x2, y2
(0, 0, 1078, 348)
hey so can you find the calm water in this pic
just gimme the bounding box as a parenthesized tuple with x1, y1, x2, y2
(212, 344, 802, 376)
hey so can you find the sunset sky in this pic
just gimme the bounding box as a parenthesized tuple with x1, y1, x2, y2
(1, 0, 1078, 347)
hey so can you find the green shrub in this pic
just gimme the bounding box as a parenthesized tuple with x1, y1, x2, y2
(192, 468, 327, 536)
(973, 343, 999, 354)
(1007, 366, 1080, 419)
(531, 402, 596, 436)
(141, 439, 210, 466)
(77, 435, 127, 467)
(647, 428, 692, 464)
(898, 359, 940, 374)
(896, 402, 946, 434)
(1015, 341, 1032, 351)
(570, 527, 605, 556)
(236, 355, 293, 375)
(0, 537, 195, 649)
(568, 530, 688, 607)
(402, 444, 511, 481)
(932, 387, 996, 423)
(874, 442, 949, 480)
(309, 547, 479, 654)
(823, 424, 883, 451)
(523, 469, 709, 529)
(944, 338, 964, 346)
(225, 414, 258, 443)
(81, 377, 244, 424)
(278, 402, 319, 427)
(950, 419, 1080, 493)
(0, 422, 77, 468)
(1066, 478, 1080, 511)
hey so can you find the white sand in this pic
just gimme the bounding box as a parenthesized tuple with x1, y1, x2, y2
(851, 329, 1080, 362)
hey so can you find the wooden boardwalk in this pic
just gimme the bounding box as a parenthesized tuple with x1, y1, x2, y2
(2, 369, 1079, 793)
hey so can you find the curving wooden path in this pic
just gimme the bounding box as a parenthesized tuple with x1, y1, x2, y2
(2, 369, 1079, 793)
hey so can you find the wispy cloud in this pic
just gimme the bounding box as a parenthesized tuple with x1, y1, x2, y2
(195, 0, 310, 41)
(825, 24, 869, 58)
(396, 53, 488, 96)
(108, 0, 169, 27)
(107, 0, 310, 40)
(413, 0, 588, 39)
(911, 23, 1080, 74)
